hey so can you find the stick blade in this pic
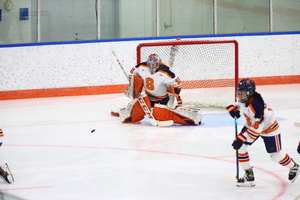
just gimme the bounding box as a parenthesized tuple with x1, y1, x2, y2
(149, 119, 174, 127)
(156, 120, 174, 127)
(294, 122, 300, 127)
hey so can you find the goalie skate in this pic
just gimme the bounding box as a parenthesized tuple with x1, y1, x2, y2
(236, 167, 255, 187)
(0, 163, 14, 184)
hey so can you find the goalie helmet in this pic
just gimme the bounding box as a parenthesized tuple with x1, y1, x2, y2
(147, 54, 161, 71)
(237, 78, 256, 103)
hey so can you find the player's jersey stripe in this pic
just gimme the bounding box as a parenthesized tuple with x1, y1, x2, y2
(246, 128, 260, 140)
(262, 121, 279, 134)
(249, 104, 256, 114)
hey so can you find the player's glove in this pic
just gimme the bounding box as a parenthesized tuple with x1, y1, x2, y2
(232, 134, 247, 150)
(226, 105, 240, 119)
(297, 142, 300, 154)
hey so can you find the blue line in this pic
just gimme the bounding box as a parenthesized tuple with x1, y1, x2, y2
(0, 31, 299, 48)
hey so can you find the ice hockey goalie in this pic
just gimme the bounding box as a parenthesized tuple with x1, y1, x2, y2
(111, 54, 203, 126)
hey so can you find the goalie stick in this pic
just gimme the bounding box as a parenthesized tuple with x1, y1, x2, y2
(112, 51, 128, 78)
(294, 122, 300, 127)
(169, 45, 179, 68)
(112, 51, 174, 127)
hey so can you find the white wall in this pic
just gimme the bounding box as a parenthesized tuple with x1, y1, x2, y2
(0, 34, 299, 91)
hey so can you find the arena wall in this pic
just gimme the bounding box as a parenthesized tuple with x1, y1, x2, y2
(0, 33, 299, 100)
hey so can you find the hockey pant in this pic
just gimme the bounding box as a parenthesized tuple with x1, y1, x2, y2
(119, 96, 202, 125)
(238, 133, 295, 170)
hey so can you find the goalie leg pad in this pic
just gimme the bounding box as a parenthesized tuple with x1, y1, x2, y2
(119, 95, 152, 123)
(153, 104, 202, 125)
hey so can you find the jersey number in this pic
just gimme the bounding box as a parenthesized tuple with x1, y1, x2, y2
(145, 77, 181, 91)
(145, 77, 155, 90)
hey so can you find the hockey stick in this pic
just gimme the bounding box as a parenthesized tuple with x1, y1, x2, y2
(234, 118, 239, 181)
(112, 51, 173, 127)
(168, 38, 181, 68)
(294, 122, 300, 127)
(112, 51, 128, 78)
(169, 45, 179, 68)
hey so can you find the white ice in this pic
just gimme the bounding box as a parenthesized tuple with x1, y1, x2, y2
(0, 84, 300, 200)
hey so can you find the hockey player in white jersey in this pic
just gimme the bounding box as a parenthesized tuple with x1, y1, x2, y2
(227, 78, 299, 186)
(129, 53, 182, 107)
(0, 128, 14, 184)
(113, 54, 202, 126)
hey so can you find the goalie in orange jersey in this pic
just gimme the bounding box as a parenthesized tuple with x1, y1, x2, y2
(111, 54, 202, 126)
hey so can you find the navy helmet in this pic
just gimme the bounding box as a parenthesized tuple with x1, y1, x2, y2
(237, 78, 256, 102)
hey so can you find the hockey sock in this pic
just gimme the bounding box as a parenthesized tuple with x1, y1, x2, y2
(270, 152, 294, 168)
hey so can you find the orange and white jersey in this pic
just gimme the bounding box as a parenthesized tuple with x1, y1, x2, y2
(235, 96, 279, 142)
(129, 62, 181, 101)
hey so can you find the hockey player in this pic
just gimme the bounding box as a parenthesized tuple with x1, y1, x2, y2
(227, 78, 300, 187)
(0, 128, 14, 184)
(113, 54, 202, 126)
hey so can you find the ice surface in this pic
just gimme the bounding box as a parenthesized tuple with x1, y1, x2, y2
(0, 84, 299, 200)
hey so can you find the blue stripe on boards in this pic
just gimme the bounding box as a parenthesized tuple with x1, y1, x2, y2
(1, 31, 300, 48)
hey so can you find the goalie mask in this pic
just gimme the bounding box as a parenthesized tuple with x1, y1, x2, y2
(147, 54, 161, 74)
(237, 78, 256, 103)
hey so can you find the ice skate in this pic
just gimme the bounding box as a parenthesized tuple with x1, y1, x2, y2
(236, 167, 255, 187)
(289, 163, 300, 183)
(0, 163, 14, 184)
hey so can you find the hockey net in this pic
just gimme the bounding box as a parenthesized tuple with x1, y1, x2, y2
(136, 40, 238, 108)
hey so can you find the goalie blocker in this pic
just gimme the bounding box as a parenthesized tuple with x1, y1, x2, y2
(118, 75, 202, 125)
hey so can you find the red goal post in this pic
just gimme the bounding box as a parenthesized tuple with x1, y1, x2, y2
(136, 40, 239, 108)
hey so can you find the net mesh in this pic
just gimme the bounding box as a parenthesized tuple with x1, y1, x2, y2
(137, 40, 238, 108)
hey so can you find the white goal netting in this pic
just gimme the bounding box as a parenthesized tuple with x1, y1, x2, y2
(137, 40, 239, 108)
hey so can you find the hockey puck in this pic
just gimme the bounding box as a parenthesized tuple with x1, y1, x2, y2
(91, 129, 95, 133)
